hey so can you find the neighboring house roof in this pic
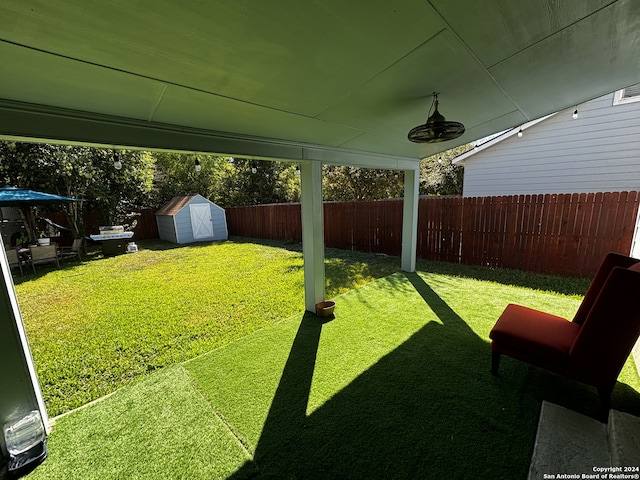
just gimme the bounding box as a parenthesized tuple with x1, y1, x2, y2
(452, 114, 556, 165)
(155, 195, 217, 216)
(455, 82, 640, 166)
(449, 85, 640, 198)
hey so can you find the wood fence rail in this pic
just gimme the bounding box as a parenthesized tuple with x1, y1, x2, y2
(226, 192, 640, 277)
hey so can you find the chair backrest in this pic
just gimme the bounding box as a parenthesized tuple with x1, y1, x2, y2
(572, 252, 639, 325)
(567, 265, 640, 388)
(71, 238, 82, 251)
(30, 245, 58, 261)
(5, 248, 20, 265)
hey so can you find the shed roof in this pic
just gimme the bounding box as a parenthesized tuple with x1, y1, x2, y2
(156, 195, 202, 216)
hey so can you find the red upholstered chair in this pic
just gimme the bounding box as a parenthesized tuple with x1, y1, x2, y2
(490, 252, 640, 412)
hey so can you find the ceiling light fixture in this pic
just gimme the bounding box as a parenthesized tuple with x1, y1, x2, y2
(572, 108, 578, 119)
(517, 128, 523, 138)
(408, 92, 465, 143)
(195, 159, 201, 171)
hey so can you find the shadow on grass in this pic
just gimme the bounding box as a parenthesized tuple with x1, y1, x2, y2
(131, 237, 590, 297)
(229, 237, 592, 297)
(227, 272, 640, 479)
(11, 259, 87, 285)
(135, 238, 232, 251)
(227, 272, 525, 479)
(413, 258, 592, 297)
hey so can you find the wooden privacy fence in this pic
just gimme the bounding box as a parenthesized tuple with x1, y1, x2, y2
(226, 203, 302, 243)
(226, 191, 640, 277)
(418, 192, 639, 277)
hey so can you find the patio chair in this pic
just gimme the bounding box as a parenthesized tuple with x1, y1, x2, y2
(5, 248, 24, 275)
(29, 244, 60, 273)
(59, 238, 83, 262)
(489, 252, 640, 414)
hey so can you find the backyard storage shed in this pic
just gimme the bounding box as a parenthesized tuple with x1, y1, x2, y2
(156, 194, 228, 244)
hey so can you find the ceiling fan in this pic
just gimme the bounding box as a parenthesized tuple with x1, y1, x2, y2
(408, 93, 465, 143)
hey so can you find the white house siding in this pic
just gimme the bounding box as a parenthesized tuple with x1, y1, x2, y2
(460, 92, 640, 197)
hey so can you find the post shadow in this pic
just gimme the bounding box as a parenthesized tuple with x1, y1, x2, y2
(228, 312, 328, 478)
(227, 273, 529, 479)
(227, 273, 640, 479)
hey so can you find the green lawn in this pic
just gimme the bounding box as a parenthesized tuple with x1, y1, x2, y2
(15, 238, 403, 416)
(25, 267, 640, 480)
(15, 238, 595, 418)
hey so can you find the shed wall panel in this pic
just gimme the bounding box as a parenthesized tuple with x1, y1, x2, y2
(174, 208, 195, 244)
(156, 215, 178, 243)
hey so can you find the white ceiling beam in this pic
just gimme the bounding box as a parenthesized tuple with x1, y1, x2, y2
(0, 99, 420, 170)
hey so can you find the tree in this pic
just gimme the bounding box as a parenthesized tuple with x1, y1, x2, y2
(0, 142, 155, 237)
(151, 152, 229, 207)
(419, 144, 471, 196)
(217, 159, 300, 207)
(322, 166, 404, 201)
(85, 149, 155, 225)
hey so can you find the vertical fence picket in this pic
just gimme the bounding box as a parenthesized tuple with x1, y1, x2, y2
(591, 192, 609, 261)
(521, 194, 534, 272)
(464, 197, 477, 265)
(503, 195, 518, 269)
(547, 193, 563, 275)
(558, 193, 579, 275)
(511, 195, 525, 269)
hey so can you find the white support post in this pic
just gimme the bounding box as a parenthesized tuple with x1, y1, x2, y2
(0, 246, 50, 434)
(401, 168, 419, 272)
(300, 160, 325, 312)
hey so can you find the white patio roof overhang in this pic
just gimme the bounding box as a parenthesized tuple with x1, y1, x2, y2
(1, 0, 640, 312)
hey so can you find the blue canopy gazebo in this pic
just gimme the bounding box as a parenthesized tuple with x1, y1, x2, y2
(0, 186, 80, 207)
(0, 186, 81, 246)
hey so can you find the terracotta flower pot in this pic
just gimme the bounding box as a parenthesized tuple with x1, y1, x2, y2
(315, 300, 335, 318)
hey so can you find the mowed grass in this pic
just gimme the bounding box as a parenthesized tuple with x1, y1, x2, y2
(15, 238, 403, 416)
(25, 270, 640, 480)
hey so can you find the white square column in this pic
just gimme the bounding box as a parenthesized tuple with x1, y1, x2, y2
(401, 167, 419, 272)
(300, 161, 325, 312)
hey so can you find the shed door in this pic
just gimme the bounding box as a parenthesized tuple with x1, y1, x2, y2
(190, 204, 214, 239)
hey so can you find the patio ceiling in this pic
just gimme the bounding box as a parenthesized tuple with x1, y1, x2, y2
(1, 1, 640, 166)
